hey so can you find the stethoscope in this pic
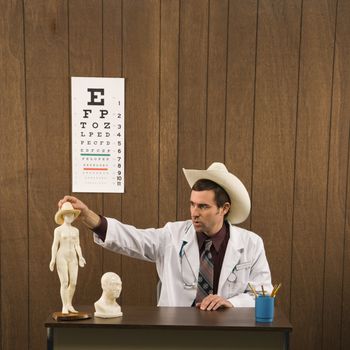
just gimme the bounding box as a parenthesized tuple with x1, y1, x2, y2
(179, 222, 238, 288)
(179, 223, 198, 289)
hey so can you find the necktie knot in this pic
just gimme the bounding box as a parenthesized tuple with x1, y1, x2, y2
(204, 239, 212, 252)
(203, 240, 213, 259)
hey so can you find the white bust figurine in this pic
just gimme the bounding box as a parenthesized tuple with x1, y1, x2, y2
(49, 202, 86, 314)
(94, 272, 123, 318)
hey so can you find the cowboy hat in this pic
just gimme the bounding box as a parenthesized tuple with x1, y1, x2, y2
(54, 201, 81, 225)
(182, 162, 251, 224)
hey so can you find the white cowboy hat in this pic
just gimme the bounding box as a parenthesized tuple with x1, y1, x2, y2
(182, 162, 251, 224)
(54, 201, 81, 225)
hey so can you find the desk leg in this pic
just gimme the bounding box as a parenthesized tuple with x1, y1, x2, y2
(283, 331, 289, 350)
(47, 327, 54, 350)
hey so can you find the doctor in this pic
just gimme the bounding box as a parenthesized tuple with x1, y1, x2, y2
(58, 162, 272, 310)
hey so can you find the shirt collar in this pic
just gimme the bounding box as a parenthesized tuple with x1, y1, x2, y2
(197, 222, 228, 252)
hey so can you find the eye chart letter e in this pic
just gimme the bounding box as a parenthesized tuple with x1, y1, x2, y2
(72, 77, 125, 193)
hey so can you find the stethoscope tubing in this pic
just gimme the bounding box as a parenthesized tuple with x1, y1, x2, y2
(179, 223, 198, 288)
(180, 251, 197, 288)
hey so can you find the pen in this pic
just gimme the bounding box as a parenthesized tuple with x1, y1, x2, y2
(261, 285, 265, 297)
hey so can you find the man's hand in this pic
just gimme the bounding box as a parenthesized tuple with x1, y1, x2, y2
(196, 294, 233, 311)
(58, 195, 100, 229)
(58, 195, 89, 217)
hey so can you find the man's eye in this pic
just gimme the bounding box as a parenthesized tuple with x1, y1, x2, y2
(199, 205, 208, 209)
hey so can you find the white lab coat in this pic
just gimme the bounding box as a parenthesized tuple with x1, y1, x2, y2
(94, 219, 272, 307)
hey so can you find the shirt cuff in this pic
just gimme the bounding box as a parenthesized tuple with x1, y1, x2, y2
(93, 215, 107, 242)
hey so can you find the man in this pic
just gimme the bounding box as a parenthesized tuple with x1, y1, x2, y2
(59, 162, 272, 310)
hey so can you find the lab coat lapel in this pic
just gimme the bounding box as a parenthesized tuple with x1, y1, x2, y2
(218, 225, 243, 292)
(182, 225, 200, 277)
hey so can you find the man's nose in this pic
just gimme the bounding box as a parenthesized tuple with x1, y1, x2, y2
(191, 206, 200, 217)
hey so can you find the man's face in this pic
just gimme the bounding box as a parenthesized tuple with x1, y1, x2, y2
(190, 190, 229, 236)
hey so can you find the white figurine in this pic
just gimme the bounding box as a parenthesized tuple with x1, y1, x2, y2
(49, 202, 86, 314)
(94, 272, 123, 318)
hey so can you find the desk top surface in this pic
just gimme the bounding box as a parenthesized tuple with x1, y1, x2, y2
(45, 306, 292, 332)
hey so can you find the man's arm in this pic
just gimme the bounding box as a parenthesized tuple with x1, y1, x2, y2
(58, 195, 101, 229)
(59, 195, 169, 263)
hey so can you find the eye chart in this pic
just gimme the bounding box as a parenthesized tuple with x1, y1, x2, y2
(72, 77, 125, 193)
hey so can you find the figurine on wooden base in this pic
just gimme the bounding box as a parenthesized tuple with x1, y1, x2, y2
(94, 272, 123, 318)
(49, 202, 86, 315)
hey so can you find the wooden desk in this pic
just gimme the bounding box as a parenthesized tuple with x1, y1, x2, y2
(45, 306, 292, 350)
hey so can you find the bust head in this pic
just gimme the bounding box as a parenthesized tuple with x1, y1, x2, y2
(101, 272, 122, 299)
(94, 272, 123, 318)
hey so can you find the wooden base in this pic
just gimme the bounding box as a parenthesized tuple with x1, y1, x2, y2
(52, 311, 91, 321)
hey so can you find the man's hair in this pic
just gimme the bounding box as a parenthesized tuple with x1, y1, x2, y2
(192, 179, 231, 208)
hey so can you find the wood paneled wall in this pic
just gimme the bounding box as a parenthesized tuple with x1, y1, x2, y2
(0, 1, 349, 349)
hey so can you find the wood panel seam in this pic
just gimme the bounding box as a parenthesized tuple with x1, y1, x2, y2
(289, 0, 304, 322)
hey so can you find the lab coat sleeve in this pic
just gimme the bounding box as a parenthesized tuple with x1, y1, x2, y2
(93, 217, 170, 263)
(228, 236, 272, 307)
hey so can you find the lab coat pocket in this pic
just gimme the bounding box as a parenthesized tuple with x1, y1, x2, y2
(225, 262, 251, 298)
(235, 261, 252, 271)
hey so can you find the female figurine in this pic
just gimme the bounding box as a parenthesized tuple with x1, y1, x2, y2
(49, 201, 86, 314)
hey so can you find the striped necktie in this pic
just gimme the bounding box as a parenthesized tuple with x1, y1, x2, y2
(195, 239, 214, 303)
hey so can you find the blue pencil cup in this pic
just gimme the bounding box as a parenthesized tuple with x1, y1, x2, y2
(255, 295, 274, 323)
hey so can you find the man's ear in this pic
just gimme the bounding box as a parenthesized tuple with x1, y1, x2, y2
(222, 202, 231, 215)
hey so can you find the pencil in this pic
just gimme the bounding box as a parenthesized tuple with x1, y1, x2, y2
(271, 283, 282, 297)
(248, 282, 258, 298)
(271, 284, 278, 296)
